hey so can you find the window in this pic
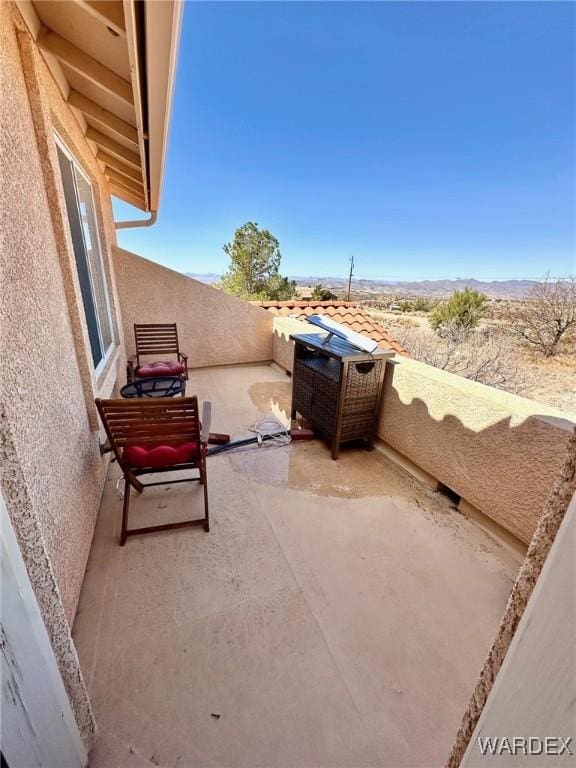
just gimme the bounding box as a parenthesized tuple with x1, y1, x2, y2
(56, 138, 114, 370)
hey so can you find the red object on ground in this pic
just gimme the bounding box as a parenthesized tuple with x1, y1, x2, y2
(208, 433, 230, 445)
(290, 428, 315, 441)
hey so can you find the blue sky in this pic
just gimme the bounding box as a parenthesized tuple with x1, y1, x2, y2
(113, 1, 576, 280)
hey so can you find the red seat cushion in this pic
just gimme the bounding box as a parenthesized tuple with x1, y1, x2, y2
(123, 442, 199, 468)
(137, 360, 185, 377)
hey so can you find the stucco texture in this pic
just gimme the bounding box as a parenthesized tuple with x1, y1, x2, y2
(0, 407, 96, 745)
(272, 315, 312, 372)
(377, 356, 574, 544)
(0, 1, 124, 622)
(447, 427, 576, 767)
(113, 246, 274, 368)
(1, 3, 126, 744)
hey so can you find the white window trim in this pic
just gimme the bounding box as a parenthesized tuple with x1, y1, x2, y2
(55, 133, 115, 375)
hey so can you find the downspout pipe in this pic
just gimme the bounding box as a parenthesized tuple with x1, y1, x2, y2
(115, 211, 158, 230)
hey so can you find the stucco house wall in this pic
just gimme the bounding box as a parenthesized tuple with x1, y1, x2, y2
(1, 0, 124, 622)
(113, 246, 274, 368)
(0, 4, 126, 743)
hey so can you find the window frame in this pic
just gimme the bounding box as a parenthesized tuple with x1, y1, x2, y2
(55, 133, 115, 376)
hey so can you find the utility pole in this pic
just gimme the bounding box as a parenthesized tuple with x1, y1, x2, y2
(346, 255, 354, 301)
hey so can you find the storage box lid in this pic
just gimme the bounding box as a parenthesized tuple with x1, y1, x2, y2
(289, 333, 395, 362)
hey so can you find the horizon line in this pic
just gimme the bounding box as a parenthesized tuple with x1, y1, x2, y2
(184, 272, 574, 282)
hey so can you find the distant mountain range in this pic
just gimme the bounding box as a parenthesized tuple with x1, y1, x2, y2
(185, 272, 537, 299)
(293, 276, 538, 299)
(185, 272, 221, 284)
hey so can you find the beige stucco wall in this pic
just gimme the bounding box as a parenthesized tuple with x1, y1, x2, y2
(0, 4, 126, 744)
(460, 496, 575, 767)
(113, 246, 274, 368)
(378, 356, 574, 544)
(272, 315, 311, 372)
(1, 0, 123, 621)
(449, 429, 575, 768)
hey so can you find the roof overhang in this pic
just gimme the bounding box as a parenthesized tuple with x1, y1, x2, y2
(17, 0, 183, 213)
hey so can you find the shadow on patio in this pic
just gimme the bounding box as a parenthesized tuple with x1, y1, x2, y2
(73, 364, 520, 768)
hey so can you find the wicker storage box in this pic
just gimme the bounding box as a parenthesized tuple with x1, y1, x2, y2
(290, 333, 394, 459)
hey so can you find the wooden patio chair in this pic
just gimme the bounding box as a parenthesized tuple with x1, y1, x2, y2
(127, 323, 189, 382)
(95, 396, 210, 545)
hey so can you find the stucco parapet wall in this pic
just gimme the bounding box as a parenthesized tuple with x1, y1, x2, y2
(448, 428, 576, 768)
(113, 247, 274, 368)
(378, 355, 575, 543)
(272, 315, 313, 372)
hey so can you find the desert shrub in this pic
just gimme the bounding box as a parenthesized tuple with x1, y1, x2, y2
(430, 288, 487, 339)
(508, 276, 576, 357)
(394, 327, 529, 394)
(397, 297, 437, 313)
(412, 296, 438, 312)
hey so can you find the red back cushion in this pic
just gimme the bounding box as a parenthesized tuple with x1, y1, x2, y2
(124, 442, 198, 468)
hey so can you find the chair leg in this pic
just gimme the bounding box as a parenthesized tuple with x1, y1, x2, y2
(126, 469, 144, 494)
(120, 476, 131, 546)
(201, 463, 209, 532)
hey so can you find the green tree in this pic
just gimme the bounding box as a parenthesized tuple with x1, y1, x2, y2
(430, 288, 487, 339)
(220, 222, 296, 300)
(311, 283, 337, 301)
(265, 274, 299, 301)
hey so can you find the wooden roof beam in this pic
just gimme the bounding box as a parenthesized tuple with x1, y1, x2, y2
(108, 183, 146, 210)
(96, 150, 141, 182)
(68, 90, 138, 145)
(85, 127, 140, 168)
(77, 1, 126, 37)
(37, 26, 133, 105)
(104, 167, 144, 195)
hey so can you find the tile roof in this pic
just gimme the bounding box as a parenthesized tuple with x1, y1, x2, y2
(253, 301, 407, 355)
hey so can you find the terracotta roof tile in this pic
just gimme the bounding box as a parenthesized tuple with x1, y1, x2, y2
(252, 300, 407, 355)
(255, 301, 359, 309)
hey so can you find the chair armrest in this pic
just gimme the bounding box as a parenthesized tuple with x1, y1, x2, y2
(126, 354, 139, 382)
(178, 352, 189, 380)
(201, 401, 212, 444)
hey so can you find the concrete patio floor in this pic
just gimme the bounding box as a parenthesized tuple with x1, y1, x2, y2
(73, 364, 521, 768)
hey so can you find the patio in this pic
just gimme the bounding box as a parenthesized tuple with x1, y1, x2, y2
(73, 363, 520, 768)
